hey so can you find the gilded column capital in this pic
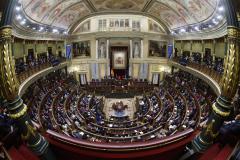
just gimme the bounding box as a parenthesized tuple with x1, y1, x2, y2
(227, 26, 240, 39)
(0, 26, 12, 40)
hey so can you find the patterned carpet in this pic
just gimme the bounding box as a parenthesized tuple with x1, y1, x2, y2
(103, 97, 137, 120)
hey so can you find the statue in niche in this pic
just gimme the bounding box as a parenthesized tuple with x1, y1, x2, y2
(98, 41, 106, 58)
(133, 42, 140, 58)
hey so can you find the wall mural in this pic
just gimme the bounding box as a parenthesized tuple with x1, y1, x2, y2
(21, 0, 218, 30)
(149, 40, 167, 57)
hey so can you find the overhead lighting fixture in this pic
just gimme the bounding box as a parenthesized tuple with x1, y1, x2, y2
(20, 19, 26, 25)
(217, 15, 223, 20)
(194, 26, 199, 31)
(52, 29, 59, 33)
(16, 15, 22, 20)
(212, 19, 218, 24)
(32, 27, 36, 30)
(39, 26, 44, 31)
(15, 6, 21, 11)
(218, 6, 224, 12)
(63, 31, 68, 34)
(208, 24, 212, 28)
(180, 28, 186, 33)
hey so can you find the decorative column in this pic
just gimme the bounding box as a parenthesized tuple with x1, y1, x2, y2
(96, 39, 98, 59)
(201, 40, 204, 62)
(54, 41, 57, 55)
(172, 40, 175, 58)
(180, 40, 183, 55)
(191, 0, 240, 154)
(213, 39, 216, 63)
(46, 40, 49, 58)
(129, 39, 133, 58)
(192, 25, 240, 153)
(0, 27, 55, 159)
(0, 5, 53, 159)
(190, 40, 193, 57)
(141, 39, 143, 58)
(107, 39, 110, 76)
(34, 40, 37, 60)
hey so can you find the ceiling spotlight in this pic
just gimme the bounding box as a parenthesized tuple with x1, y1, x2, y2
(15, 6, 21, 11)
(63, 31, 68, 34)
(20, 19, 26, 25)
(39, 26, 44, 31)
(16, 15, 22, 20)
(33, 27, 36, 30)
(194, 26, 199, 31)
(217, 15, 223, 20)
(218, 6, 224, 12)
(180, 28, 186, 33)
(208, 24, 212, 28)
(212, 19, 218, 24)
(27, 25, 30, 28)
(52, 29, 59, 33)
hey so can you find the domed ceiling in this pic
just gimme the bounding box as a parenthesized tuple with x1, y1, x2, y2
(18, 0, 221, 32)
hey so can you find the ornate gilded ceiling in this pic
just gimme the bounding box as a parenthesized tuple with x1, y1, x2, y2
(20, 0, 219, 30)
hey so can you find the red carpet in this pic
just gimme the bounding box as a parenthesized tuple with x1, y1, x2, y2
(214, 144, 233, 160)
(8, 145, 39, 160)
(8, 147, 27, 160)
(199, 143, 233, 160)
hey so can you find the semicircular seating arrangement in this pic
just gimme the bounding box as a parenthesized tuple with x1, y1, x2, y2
(22, 69, 216, 150)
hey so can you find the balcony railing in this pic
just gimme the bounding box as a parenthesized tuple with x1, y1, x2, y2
(172, 57, 222, 84)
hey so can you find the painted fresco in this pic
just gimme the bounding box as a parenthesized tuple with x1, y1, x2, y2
(52, 3, 91, 29)
(90, 0, 150, 11)
(21, 0, 218, 30)
(159, 0, 217, 22)
(23, 0, 64, 21)
(148, 3, 187, 29)
(42, 0, 81, 24)
(149, 0, 217, 29)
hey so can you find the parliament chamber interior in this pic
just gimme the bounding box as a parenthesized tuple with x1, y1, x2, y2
(0, 0, 240, 160)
